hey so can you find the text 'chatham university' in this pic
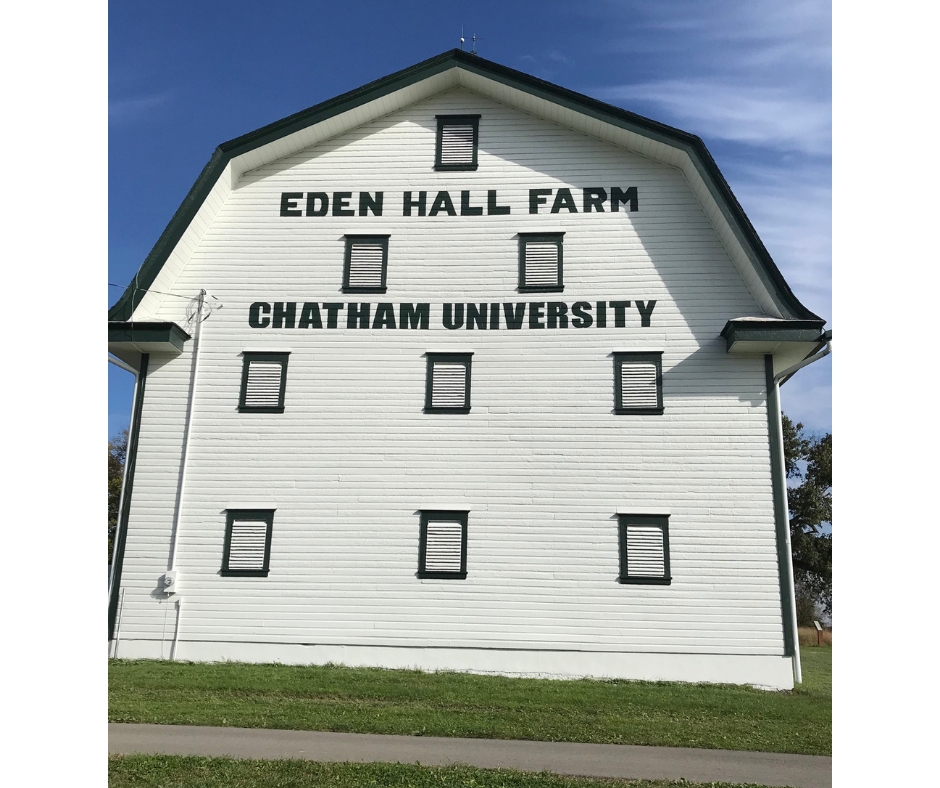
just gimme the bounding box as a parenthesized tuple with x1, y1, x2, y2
(279, 187, 638, 217)
(249, 301, 656, 330)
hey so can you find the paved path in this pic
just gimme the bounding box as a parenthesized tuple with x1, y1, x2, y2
(109, 723, 831, 788)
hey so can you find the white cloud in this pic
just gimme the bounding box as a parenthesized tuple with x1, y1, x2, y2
(728, 164, 831, 320)
(108, 92, 172, 124)
(597, 81, 830, 156)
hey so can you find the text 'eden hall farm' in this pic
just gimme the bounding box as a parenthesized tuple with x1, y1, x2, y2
(279, 187, 639, 217)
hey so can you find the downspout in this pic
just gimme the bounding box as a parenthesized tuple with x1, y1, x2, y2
(168, 289, 207, 661)
(108, 352, 149, 648)
(108, 355, 137, 603)
(769, 338, 832, 685)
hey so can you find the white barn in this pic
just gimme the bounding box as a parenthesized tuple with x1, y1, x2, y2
(107, 50, 830, 690)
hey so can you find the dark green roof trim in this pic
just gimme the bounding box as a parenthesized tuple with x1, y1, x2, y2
(109, 48, 824, 322)
(108, 321, 191, 351)
(721, 319, 826, 351)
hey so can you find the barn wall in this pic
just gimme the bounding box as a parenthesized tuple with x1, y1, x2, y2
(114, 88, 789, 687)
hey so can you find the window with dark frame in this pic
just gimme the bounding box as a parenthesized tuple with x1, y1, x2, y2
(424, 352, 472, 413)
(618, 514, 671, 585)
(614, 352, 663, 414)
(238, 352, 290, 413)
(519, 233, 564, 292)
(418, 510, 468, 579)
(343, 235, 390, 293)
(434, 115, 480, 171)
(222, 509, 275, 577)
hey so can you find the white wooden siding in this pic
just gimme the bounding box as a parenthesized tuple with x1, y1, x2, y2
(117, 88, 785, 659)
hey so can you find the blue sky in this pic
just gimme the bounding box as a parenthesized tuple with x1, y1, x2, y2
(108, 0, 832, 438)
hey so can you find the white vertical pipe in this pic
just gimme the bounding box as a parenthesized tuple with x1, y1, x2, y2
(169, 290, 205, 571)
(168, 290, 206, 660)
(773, 379, 802, 685)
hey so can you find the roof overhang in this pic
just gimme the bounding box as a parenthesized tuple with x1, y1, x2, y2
(721, 318, 828, 378)
(108, 321, 190, 369)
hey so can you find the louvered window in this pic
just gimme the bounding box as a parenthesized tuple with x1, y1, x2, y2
(614, 352, 663, 415)
(618, 514, 671, 585)
(343, 235, 390, 293)
(434, 115, 480, 171)
(222, 509, 274, 577)
(418, 510, 468, 579)
(425, 353, 472, 413)
(239, 352, 289, 413)
(519, 233, 564, 292)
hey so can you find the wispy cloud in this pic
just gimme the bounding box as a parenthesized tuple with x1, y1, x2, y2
(109, 91, 173, 125)
(597, 81, 830, 156)
(728, 163, 831, 320)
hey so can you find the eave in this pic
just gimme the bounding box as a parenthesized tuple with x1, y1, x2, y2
(108, 321, 191, 369)
(721, 318, 828, 378)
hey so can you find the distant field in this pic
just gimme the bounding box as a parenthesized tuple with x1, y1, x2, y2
(109, 646, 831, 756)
(107, 756, 786, 788)
(798, 627, 832, 647)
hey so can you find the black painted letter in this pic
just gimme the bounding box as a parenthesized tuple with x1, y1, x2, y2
(403, 191, 427, 216)
(280, 193, 303, 217)
(635, 300, 656, 327)
(249, 302, 271, 328)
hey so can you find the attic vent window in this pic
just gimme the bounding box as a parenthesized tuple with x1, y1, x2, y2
(418, 510, 468, 579)
(343, 235, 390, 293)
(614, 352, 663, 414)
(519, 233, 564, 292)
(435, 115, 480, 171)
(239, 352, 290, 413)
(618, 514, 671, 585)
(425, 352, 472, 413)
(222, 510, 274, 577)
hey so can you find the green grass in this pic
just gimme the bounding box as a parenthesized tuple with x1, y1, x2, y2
(109, 647, 830, 756)
(108, 756, 780, 788)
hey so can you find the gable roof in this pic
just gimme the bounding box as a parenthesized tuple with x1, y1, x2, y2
(108, 48, 824, 325)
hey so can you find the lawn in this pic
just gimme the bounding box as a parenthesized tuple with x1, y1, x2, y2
(108, 756, 783, 788)
(109, 646, 831, 756)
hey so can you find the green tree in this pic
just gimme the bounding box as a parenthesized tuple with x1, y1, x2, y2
(782, 415, 832, 617)
(109, 430, 128, 565)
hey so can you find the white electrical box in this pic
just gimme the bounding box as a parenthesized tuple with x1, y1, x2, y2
(163, 570, 180, 595)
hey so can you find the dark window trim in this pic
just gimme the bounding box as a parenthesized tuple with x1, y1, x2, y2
(434, 114, 481, 171)
(618, 514, 671, 585)
(614, 351, 663, 415)
(238, 352, 290, 413)
(418, 510, 469, 579)
(222, 509, 275, 577)
(424, 352, 473, 413)
(518, 232, 564, 293)
(342, 234, 391, 294)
